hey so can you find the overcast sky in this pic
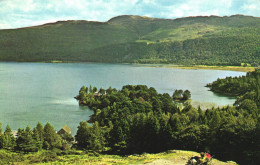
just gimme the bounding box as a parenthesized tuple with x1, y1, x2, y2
(0, 0, 259, 29)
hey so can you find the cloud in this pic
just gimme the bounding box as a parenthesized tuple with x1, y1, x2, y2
(0, 0, 259, 29)
(241, 0, 260, 15)
(154, 0, 234, 18)
(0, 0, 134, 28)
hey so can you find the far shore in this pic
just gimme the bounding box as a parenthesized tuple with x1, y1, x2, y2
(2, 61, 257, 72)
(135, 64, 256, 72)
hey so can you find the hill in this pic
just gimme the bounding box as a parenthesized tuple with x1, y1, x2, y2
(0, 15, 259, 65)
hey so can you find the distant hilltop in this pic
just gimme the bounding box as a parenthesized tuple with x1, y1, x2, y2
(0, 15, 259, 66)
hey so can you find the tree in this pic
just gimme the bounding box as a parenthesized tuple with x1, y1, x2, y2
(93, 86, 98, 93)
(178, 124, 209, 151)
(85, 87, 89, 94)
(33, 122, 44, 142)
(0, 125, 16, 150)
(172, 89, 183, 100)
(43, 123, 62, 150)
(183, 90, 191, 100)
(109, 120, 128, 153)
(89, 85, 93, 93)
(16, 126, 38, 152)
(33, 122, 44, 149)
(75, 121, 106, 152)
(79, 86, 87, 100)
(75, 121, 91, 149)
(106, 86, 113, 94)
(99, 88, 106, 95)
(5, 125, 12, 134)
(237, 99, 258, 117)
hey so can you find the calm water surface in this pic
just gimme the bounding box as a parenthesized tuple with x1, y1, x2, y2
(0, 63, 246, 134)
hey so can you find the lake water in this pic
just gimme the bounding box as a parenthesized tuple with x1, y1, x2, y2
(0, 62, 246, 134)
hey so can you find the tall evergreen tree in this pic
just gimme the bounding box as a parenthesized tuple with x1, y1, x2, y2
(75, 121, 106, 152)
(33, 122, 44, 149)
(43, 123, 62, 150)
(16, 126, 38, 152)
(0, 125, 16, 150)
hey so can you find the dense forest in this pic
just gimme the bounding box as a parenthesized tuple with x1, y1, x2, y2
(0, 70, 259, 164)
(75, 75, 260, 165)
(208, 69, 260, 94)
(0, 122, 74, 153)
(0, 15, 260, 66)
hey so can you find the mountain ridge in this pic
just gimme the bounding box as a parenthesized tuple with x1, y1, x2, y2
(3, 14, 258, 30)
(0, 14, 259, 65)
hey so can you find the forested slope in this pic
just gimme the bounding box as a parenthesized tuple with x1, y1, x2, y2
(0, 15, 259, 65)
(75, 81, 259, 165)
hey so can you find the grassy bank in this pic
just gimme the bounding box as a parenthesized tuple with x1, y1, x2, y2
(1, 149, 237, 165)
(172, 65, 256, 72)
(139, 64, 256, 72)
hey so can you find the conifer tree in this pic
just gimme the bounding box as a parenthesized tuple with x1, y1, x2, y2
(43, 123, 62, 150)
(16, 126, 38, 152)
(1, 125, 16, 150)
(33, 122, 44, 142)
(33, 122, 44, 149)
(75, 121, 106, 152)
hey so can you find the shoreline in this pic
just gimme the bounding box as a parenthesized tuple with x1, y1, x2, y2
(1, 61, 256, 72)
(134, 64, 256, 72)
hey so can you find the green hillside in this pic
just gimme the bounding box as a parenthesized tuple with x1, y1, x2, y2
(0, 15, 259, 65)
(0, 149, 237, 165)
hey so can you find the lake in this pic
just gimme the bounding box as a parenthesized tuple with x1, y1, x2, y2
(0, 62, 246, 134)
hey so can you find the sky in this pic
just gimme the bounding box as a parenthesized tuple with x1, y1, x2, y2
(0, 0, 259, 29)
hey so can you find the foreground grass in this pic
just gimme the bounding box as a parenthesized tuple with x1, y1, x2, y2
(0, 149, 237, 165)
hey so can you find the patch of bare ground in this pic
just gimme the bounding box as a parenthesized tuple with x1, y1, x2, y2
(141, 150, 237, 165)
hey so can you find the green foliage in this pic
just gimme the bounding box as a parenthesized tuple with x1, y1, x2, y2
(173, 89, 191, 100)
(75, 121, 106, 152)
(16, 126, 39, 153)
(0, 68, 259, 164)
(183, 90, 191, 100)
(0, 15, 259, 66)
(33, 122, 44, 149)
(43, 123, 62, 150)
(0, 125, 16, 150)
(4, 125, 11, 134)
(208, 69, 260, 108)
(75, 82, 259, 164)
(0, 150, 24, 164)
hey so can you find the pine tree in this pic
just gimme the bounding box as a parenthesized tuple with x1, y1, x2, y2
(43, 123, 62, 150)
(75, 121, 106, 152)
(16, 126, 38, 152)
(34, 122, 44, 141)
(1, 125, 16, 150)
(5, 125, 12, 134)
(33, 122, 44, 149)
